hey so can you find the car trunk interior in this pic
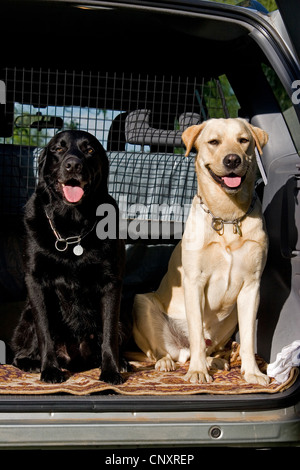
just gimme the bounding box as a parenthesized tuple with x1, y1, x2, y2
(0, 0, 299, 411)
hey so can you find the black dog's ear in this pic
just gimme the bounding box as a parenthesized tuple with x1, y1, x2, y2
(90, 139, 110, 195)
(37, 146, 47, 181)
(100, 145, 109, 186)
(35, 144, 53, 204)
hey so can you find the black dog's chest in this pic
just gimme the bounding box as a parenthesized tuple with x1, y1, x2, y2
(51, 266, 102, 336)
(37, 252, 103, 306)
(35, 242, 109, 279)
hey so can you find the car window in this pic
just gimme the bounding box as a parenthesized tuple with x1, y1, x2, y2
(262, 63, 300, 153)
(199, 0, 276, 12)
(0, 74, 239, 148)
(0, 68, 240, 218)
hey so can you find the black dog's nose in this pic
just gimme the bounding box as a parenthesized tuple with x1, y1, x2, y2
(223, 154, 241, 169)
(64, 156, 82, 173)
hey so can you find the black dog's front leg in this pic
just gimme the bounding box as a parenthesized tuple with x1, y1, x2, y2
(99, 282, 124, 385)
(26, 276, 67, 383)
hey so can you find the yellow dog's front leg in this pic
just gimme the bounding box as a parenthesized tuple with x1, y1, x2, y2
(237, 281, 270, 386)
(183, 275, 212, 384)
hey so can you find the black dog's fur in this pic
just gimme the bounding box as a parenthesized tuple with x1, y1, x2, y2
(12, 130, 129, 385)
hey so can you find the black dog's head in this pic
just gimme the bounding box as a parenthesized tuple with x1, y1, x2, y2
(38, 130, 109, 205)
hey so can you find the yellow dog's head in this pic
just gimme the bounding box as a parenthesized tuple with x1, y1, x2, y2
(182, 118, 268, 194)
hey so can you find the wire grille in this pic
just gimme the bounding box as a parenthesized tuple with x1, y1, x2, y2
(0, 68, 239, 218)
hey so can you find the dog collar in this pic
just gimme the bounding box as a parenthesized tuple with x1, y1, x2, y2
(197, 193, 257, 237)
(45, 210, 97, 256)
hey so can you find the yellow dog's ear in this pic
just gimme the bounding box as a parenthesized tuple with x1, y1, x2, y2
(247, 123, 269, 156)
(181, 122, 207, 156)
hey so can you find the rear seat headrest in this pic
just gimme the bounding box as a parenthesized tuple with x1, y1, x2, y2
(125, 109, 201, 147)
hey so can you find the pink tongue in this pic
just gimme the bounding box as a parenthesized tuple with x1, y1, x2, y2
(63, 185, 84, 203)
(222, 176, 242, 188)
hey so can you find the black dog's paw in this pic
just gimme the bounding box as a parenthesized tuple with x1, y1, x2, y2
(41, 367, 68, 383)
(120, 357, 133, 373)
(13, 357, 40, 373)
(100, 369, 124, 385)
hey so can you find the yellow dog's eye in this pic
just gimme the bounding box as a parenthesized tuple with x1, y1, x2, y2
(208, 139, 219, 146)
(239, 138, 249, 144)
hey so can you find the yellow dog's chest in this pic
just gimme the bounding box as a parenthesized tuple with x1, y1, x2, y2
(204, 244, 246, 314)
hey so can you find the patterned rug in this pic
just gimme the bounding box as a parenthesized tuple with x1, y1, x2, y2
(0, 343, 298, 396)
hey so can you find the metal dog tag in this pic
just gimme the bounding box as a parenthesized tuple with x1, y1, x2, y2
(233, 222, 242, 237)
(211, 218, 224, 235)
(73, 244, 84, 256)
(55, 239, 68, 252)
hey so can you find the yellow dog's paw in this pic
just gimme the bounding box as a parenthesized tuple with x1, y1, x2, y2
(207, 356, 229, 371)
(243, 370, 270, 386)
(184, 368, 213, 384)
(155, 356, 176, 372)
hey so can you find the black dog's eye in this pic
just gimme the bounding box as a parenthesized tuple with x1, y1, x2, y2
(50, 145, 65, 154)
(86, 147, 94, 155)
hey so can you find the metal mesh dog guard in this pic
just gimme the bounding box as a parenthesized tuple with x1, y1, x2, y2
(0, 68, 238, 224)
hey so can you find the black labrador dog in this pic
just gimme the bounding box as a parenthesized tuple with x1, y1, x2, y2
(12, 130, 129, 385)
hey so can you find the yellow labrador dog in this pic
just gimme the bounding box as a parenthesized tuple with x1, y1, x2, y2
(133, 118, 270, 385)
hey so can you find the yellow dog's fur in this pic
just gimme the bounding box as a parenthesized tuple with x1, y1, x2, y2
(133, 118, 269, 385)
